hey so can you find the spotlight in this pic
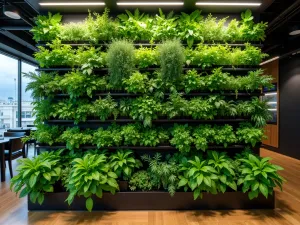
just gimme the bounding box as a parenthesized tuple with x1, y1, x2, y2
(3, 4, 21, 19)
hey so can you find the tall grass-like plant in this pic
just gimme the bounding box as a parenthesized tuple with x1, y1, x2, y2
(107, 40, 135, 87)
(159, 40, 185, 82)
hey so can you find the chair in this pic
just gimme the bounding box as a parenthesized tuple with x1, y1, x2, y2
(6, 130, 36, 156)
(4, 138, 25, 178)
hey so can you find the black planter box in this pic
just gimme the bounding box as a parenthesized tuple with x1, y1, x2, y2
(28, 191, 274, 211)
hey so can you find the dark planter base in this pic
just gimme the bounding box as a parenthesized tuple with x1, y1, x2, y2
(28, 191, 274, 211)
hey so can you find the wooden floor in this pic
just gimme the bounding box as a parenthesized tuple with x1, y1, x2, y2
(0, 148, 299, 225)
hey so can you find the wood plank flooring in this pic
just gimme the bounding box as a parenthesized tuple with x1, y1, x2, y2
(0, 148, 299, 225)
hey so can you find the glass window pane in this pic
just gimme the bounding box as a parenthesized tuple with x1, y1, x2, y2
(0, 53, 18, 130)
(22, 62, 37, 127)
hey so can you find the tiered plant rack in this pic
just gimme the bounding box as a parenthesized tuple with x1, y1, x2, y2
(30, 40, 274, 211)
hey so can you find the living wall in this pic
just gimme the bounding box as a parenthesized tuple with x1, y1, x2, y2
(11, 9, 284, 212)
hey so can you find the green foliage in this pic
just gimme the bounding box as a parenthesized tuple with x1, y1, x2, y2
(170, 124, 193, 153)
(142, 153, 180, 196)
(59, 71, 107, 98)
(193, 125, 215, 151)
(10, 151, 62, 205)
(85, 8, 119, 42)
(60, 127, 93, 150)
(35, 39, 75, 68)
(107, 40, 135, 87)
(188, 97, 216, 120)
(92, 125, 122, 148)
(213, 124, 237, 148)
(135, 47, 158, 68)
(109, 150, 142, 180)
(130, 96, 162, 127)
(118, 9, 152, 40)
(178, 156, 218, 199)
(207, 151, 237, 193)
(183, 69, 204, 93)
(76, 47, 104, 75)
(152, 9, 178, 40)
(65, 153, 119, 211)
(123, 72, 148, 93)
(129, 171, 153, 191)
(236, 123, 265, 147)
(163, 92, 189, 119)
(31, 13, 62, 41)
(32, 124, 62, 145)
(237, 154, 284, 199)
(94, 95, 119, 121)
(121, 123, 141, 146)
(59, 22, 89, 41)
(140, 127, 169, 147)
(159, 40, 185, 82)
(23, 72, 61, 99)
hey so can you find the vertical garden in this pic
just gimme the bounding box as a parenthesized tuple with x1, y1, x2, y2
(12, 9, 285, 211)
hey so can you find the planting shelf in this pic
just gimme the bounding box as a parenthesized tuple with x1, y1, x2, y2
(36, 66, 260, 74)
(54, 92, 263, 98)
(28, 191, 274, 211)
(46, 118, 250, 124)
(36, 40, 263, 48)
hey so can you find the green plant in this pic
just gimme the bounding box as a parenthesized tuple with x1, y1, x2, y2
(31, 13, 62, 41)
(107, 40, 135, 87)
(32, 99, 54, 123)
(23, 72, 61, 99)
(66, 153, 119, 211)
(163, 92, 189, 118)
(240, 9, 268, 41)
(130, 96, 162, 127)
(34, 39, 75, 68)
(183, 69, 205, 93)
(10, 151, 62, 205)
(170, 124, 193, 153)
(237, 154, 284, 199)
(85, 8, 119, 42)
(178, 10, 203, 47)
(193, 124, 215, 151)
(123, 72, 148, 93)
(60, 127, 93, 150)
(140, 127, 169, 147)
(109, 150, 142, 180)
(93, 95, 119, 121)
(152, 9, 178, 40)
(188, 97, 216, 120)
(207, 151, 237, 193)
(142, 153, 179, 196)
(60, 71, 107, 98)
(59, 22, 89, 41)
(159, 40, 185, 82)
(178, 156, 218, 199)
(129, 171, 153, 191)
(205, 68, 231, 92)
(236, 122, 265, 147)
(76, 47, 104, 75)
(32, 124, 62, 145)
(120, 123, 141, 146)
(118, 9, 152, 40)
(135, 47, 158, 68)
(213, 125, 237, 147)
(92, 125, 122, 148)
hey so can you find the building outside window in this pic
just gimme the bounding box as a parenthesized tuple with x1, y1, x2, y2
(0, 53, 18, 131)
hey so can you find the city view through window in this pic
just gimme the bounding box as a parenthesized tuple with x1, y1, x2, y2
(0, 53, 36, 132)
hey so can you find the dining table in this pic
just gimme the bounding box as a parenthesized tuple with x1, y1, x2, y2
(0, 137, 23, 182)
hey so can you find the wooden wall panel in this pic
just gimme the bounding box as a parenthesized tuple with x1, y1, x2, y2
(261, 59, 279, 148)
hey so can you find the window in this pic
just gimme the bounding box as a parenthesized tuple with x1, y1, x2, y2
(0, 53, 18, 131)
(22, 62, 37, 127)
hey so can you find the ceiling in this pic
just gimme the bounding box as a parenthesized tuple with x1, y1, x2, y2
(0, 0, 300, 63)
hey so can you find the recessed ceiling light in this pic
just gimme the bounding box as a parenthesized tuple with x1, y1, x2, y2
(117, 2, 184, 6)
(39, 2, 105, 6)
(195, 2, 261, 6)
